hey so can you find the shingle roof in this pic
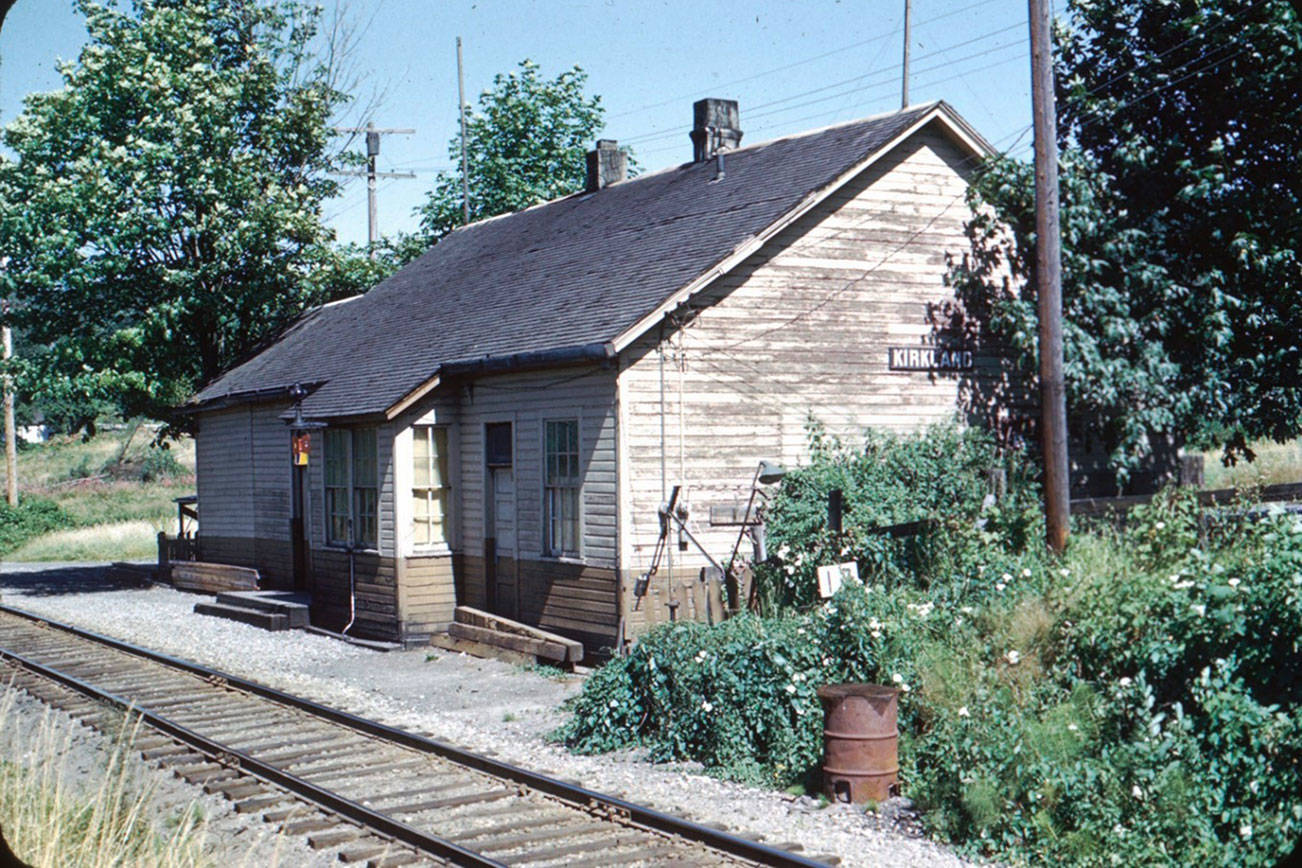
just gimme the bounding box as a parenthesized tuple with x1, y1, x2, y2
(191, 102, 976, 419)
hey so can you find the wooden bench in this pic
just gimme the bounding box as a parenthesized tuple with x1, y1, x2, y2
(170, 561, 260, 594)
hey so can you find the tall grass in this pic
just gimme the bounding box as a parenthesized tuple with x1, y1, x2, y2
(0, 428, 195, 562)
(0, 687, 212, 867)
(1201, 439, 1302, 488)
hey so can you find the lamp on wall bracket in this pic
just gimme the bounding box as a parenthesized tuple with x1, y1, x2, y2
(285, 383, 327, 431)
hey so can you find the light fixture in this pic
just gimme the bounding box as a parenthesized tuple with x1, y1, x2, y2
(757, 460, 787, 485)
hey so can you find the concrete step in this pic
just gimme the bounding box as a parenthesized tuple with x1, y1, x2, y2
(215, 591, 311, 628)
(194, 601, 289, 631)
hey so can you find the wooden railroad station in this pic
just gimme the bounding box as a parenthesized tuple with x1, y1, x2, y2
(179, 99, 1009, 656)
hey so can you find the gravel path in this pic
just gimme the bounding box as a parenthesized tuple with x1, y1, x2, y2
(0, 562, 975, 868)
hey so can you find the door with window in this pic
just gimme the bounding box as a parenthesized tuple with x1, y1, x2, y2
(484, 423, 517, 619)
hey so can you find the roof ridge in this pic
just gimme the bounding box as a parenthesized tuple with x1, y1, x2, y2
(443, 103, 944, 239)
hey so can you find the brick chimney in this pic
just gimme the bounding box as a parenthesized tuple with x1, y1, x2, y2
(690, 98, 742, 162)
(585, 139, 627, 192)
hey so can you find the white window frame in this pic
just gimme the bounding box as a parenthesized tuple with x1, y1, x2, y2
(324, 427, 378, 550)
(410, 424, 454, 552)
(542, 417, 582, 559)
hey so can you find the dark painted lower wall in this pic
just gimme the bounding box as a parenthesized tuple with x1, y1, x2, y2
(459, 553, 620, 656)
(198, 535, 293, 590)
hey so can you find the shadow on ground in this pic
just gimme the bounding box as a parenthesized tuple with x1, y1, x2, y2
(0, 564, 142, 597)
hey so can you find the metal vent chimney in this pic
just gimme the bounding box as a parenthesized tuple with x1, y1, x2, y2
(690, 98, 742, 162)
(585, 139, 627, 192)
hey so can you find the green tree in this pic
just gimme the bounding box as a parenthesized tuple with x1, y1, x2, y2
(953, 0, 1302, 478)
(0, 0, 356, 422)
(415, 59, 615, 245)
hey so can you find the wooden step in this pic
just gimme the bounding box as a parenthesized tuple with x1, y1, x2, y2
(194, 601, 288, 631)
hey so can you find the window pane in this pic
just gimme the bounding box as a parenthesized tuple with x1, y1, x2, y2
(431, 490, 449, 545)
(327, 486, 349, 545)
(432, 427, 449, 488)
(563, 487, 579, 553)
(355, 487, 377, 547)
(352, 428, 377, 488)
(325, 430, 348, 486)
(412, 428, 430, 488)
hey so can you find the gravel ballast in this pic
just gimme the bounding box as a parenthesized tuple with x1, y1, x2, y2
(0, 562, 975, 868)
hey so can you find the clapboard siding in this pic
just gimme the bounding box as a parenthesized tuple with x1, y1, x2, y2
(398, 555, 457, 638)
(195, 407, 254, 539)
(449, 367, 620, 644)
(617, 125, 988, 582)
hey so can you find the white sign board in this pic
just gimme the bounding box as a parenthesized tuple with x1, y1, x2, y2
(817, 561, 859, 598)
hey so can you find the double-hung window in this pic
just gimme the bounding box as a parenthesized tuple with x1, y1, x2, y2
(324, 427, 378, 548)
(543, 419, 580, 557)
(411, 426, 452, 547)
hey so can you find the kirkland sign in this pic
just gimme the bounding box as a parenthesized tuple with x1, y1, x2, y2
(888, 346, 974, 371)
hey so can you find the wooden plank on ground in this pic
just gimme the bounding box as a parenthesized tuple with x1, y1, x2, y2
(454, 606, 584, 662)
(171, 562, 259, 593)
(448, 622, 570, 663)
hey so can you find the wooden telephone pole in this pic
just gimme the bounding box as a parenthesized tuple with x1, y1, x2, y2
(332, 123, 416, 256)
(1028, 0, 1070, 552)
(2, 297, 16, 508)
(901, 0, 912, 108)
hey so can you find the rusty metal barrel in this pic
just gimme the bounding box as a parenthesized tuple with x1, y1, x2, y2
(817, 683, 900, 803)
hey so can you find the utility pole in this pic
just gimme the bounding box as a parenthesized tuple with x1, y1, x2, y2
(1028, 0, 1070, 553)
(457, 36, 471, 225)
(332, 122, 415, 257)
(901, 0, 912, 109)
(2, 297, 16, 508)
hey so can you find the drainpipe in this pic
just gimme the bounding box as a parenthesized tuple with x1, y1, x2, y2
(342, 519, 357, 635)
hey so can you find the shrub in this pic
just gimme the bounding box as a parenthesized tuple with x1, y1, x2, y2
(561, 426, 1302, 866)
(754, 421, 1038, 611)
(0, 497, 71, 555)
(139, 448, 184, 482)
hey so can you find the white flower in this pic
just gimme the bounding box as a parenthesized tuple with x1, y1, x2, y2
(796, 627, 806, 635)
(1021, 568, 1032, 578)
(901, 682, 911, 692)
(1001, 572, 1013, 582)
(785, 684, 797, 694)
(1239, 824, 1252, 839)
(1005, 650, 1021, 665)
(1228, 577, 1241, 588)
(1169, 574, 1182, 584)
(995, 582, 1006, 592)
(648, 656, 656, 670)
(1067, 723, 1078, 732)
(701, 701, 713, 712)
(869, 618, 882, 630)
(1192, 603, 1207, 617)
(609, 699, 619, 708)
(1060, 568, 1070, 577)
(892, 673, 904, 683)
(1119, 676, 1133, 688)
(1155, 521, 1166, 530)
(1132, 784, 1144, 800)
(960, 606, 974, 615)
(958, 706, 970, 718)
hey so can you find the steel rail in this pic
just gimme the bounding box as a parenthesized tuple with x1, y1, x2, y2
(0, 604, 829, 868)
(0, 643, 496, 867)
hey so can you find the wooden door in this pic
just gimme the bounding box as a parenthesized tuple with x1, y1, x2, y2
(488, 466, 517, 619)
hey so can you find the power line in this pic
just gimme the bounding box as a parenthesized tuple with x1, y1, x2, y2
(605, 0, 1010, 123)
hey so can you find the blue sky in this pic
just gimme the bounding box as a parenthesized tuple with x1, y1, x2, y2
(1, 0, 1035, 246)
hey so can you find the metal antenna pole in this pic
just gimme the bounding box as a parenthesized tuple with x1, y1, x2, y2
(1028, 0, 1070, 552)
(901, 0, 912, 108)
(457, 36, 471, 225)
(332, 124, 416, 257)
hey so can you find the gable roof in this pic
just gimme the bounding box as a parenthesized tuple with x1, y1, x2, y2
(190, 101, 989, 420)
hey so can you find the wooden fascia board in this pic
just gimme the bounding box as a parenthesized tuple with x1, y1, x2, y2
(609, 106, 989, 354)
(385, 371, 442, 421)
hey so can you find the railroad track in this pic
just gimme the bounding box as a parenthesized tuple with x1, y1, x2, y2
(0, 604, 835, 868)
